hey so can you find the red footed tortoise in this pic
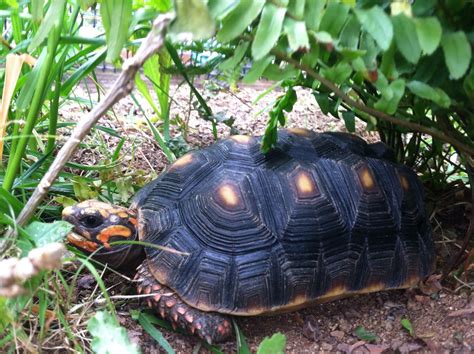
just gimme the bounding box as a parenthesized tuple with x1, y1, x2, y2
(62, 129, 434, 344)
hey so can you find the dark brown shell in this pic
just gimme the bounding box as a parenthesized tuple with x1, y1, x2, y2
(133, 129, 434, 315)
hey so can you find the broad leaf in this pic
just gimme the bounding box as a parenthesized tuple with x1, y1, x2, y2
(441, 31, 472, 79)
(25, 221, 72, 247)
(217, 0, 265, 42)
(170, 0, 215, 40)
(415, 17, 442, 55)
(355, 6, 393, 50)
(88, 311, 140, 354)
(257, 333, 286, 354)
(392, 14, 421, 64)
(252, 3, 287, 60)
(100, 0, 133, 63)
(407, 80, 451, 108)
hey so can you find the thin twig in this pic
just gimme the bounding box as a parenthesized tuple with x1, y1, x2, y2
(12, 13, 173, 228)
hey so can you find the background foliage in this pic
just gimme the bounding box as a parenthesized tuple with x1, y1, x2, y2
(0, 0, 472, 352)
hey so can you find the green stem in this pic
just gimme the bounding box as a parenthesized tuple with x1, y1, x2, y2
(47, 70, 62, 154)
(3, 5, 65, 191)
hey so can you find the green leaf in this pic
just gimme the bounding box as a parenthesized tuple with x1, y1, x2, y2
(319, 2, 349, 38)
(414, 17, 442, 55)
(219, 42, 249, 71)
(234, 321, 251, 354)
(31, 0, 45, 23)
(170, 0, 215, 40)
(88, 311, 140, 354)
(441, 31, 472, 80)
(25, 221, 72, 247)
(392, 14, 421, 64)
(284, 18, 309, 53)
(304, 0, 326, 31)
(243, 55, 274, 84)
(72, 176, 99, 200)
(252, 3, 287, 60)
(342, 111, 355, 132)
(401, 318, 414, 336)
(310, 31, 333, 44)
(217, 0, 265, 42)
(321, 62, 352, 85)
(135, 311, 175, 354)
(28, 0, 66, 52)
(354, 326, 379, 342)
(355, 6, 393, 50)
(257, 333, 286, 354)
(406, 80, 451, 108)
(208, 0, 239, 19)
(374, 79, 405, 114)
(463, 66, 474, 101)
(100, 0, 133, 63)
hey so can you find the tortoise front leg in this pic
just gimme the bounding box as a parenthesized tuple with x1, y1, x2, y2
(135, 263, 233, 344)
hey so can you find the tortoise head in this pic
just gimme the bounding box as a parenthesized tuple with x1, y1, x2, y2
(62, 200, 145, 272)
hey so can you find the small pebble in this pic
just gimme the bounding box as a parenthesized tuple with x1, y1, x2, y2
(330, 330, 345, 340)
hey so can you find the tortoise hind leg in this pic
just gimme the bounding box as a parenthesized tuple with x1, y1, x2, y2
(135, 263, 233, 344)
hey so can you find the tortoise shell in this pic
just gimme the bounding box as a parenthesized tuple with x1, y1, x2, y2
(132, 129, 434, 315)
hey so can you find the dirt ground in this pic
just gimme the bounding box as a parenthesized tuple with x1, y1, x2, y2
(63, 75, 473, 353)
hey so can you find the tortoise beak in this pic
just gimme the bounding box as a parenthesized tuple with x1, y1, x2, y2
(66, 232, 99, 253)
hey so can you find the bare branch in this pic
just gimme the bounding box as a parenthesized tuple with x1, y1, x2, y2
(14, 13, 173, 227)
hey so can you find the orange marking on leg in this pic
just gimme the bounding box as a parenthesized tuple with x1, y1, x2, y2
(97, 225, 132, 248)
(129, 218, 138, 226)
(165, 298, 176, 308)
(185, 313, 194, 323)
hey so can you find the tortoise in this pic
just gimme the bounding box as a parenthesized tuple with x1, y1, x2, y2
(62, 129, 434, 344)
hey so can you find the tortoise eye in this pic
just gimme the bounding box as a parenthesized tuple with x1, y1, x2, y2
(80, 215, 102, 228)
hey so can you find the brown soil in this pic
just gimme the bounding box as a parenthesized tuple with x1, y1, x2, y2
(63, 75, 473, 353)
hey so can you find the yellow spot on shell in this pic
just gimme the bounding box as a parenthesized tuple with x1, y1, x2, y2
(400, 175, 410, 191)
(296, 171, 316, 195)
(288, 128, 312, 136)
(172, 153, 193, 168)
(218, 184, 239, 208)
(230, 135, 252, 143)
(358, 166, 375, 190)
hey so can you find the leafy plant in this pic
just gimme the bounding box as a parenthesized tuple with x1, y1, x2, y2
(202, 0, 474, 188)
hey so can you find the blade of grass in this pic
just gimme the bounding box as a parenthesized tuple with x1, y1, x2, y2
(233, 320, 251, 354)
(3, 1, 66, 191)
(0, 54, 29, 162)
(135, 311, 176, 354)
